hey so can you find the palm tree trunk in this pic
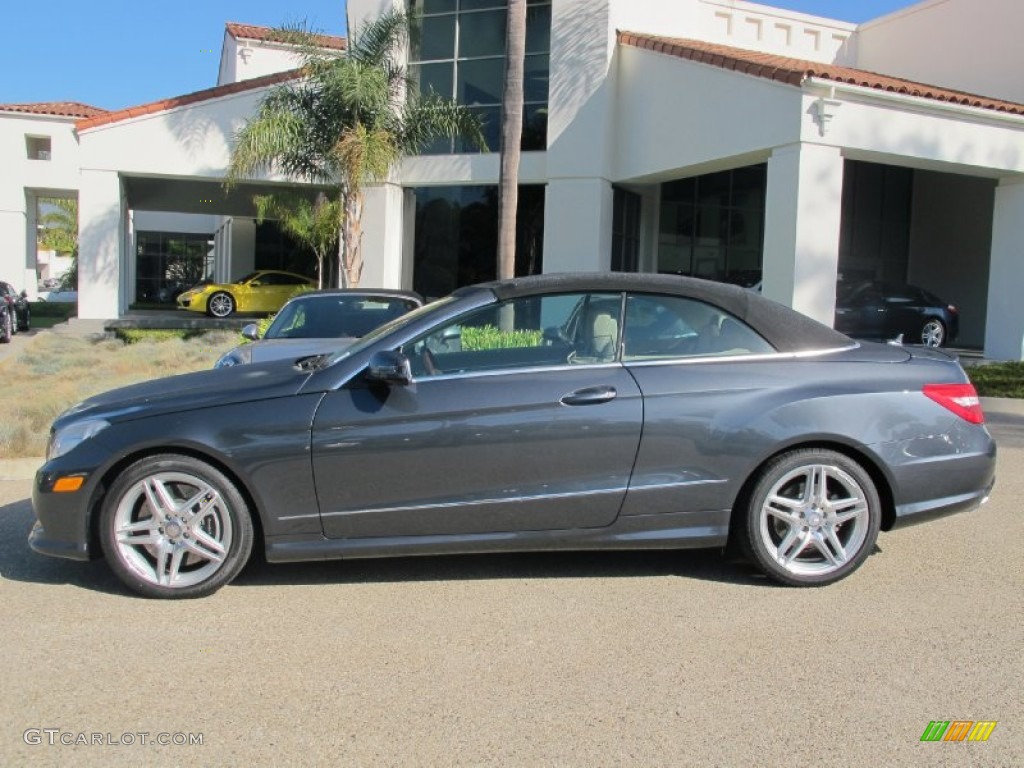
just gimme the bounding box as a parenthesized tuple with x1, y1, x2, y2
(497, 0, 527, 283)
(337, 188, 348, 289)
(344, 190, 364, 288)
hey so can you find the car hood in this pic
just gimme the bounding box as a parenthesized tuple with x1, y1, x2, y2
(55, 361, 318, 429)
(249, 337, 358, 364)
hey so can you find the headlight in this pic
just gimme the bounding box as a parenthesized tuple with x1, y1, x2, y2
(215, 346, 252, 368)
(47, 419, 110, 461)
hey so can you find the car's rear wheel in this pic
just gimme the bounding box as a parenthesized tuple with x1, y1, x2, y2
(100, 455, 253, 599)
(206, 292, 235, 318)
(741, 449, 881, 586)
(920, 319, 946, 348)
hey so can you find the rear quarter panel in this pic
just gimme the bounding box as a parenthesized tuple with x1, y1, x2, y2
(620, 351, 980, 519)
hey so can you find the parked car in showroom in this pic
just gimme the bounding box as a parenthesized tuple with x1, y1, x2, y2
(176, 270, 316, 317)
(216, 289, 423, 368)
(31, 273, 994, 598)
(0, 280, 30, 333)
(834, 281, 959, 348)
(0, 298, 11, 343)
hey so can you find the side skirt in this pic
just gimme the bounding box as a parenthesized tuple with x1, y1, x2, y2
(265, 510, 730, 563)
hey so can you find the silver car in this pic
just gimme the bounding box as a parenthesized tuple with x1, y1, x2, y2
(215, 289, 423, 368)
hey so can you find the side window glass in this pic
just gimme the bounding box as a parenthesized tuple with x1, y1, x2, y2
(400, 292, 621, 377)
(622, 293, 774, 360)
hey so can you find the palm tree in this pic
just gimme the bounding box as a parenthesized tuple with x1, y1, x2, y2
(38, 197, 79, 290)
(497, 0, 528, 282)
(227, 11, 484, 288)
(253, 192, 341, 288)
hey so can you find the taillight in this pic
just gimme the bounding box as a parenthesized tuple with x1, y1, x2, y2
(947, 304, 959, 315)
(923, 383, 984, 424)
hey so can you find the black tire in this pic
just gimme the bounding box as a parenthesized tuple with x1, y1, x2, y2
(99, 454, 254, 599)
(740, 448, 881, 587)
(920, 319, 946, 348)
(206, 291, 235, 318)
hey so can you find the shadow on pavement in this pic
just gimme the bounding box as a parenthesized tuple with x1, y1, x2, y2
(1, 494, 778, 594)
(0, 497, 126, 595)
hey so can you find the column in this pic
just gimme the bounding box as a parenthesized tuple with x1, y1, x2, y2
(0, 186, 27, 292)
(762, 143, 845, 325)
(542, 178, 614, 273)
(359, 182, 406, 289)
(77, 170, 124, 320)
(984, 178, 1024, 360)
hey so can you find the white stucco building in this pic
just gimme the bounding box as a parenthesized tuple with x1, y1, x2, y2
(2, 0, 1024, 357)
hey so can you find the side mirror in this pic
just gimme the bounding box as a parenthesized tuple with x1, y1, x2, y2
(365, 350, 413, 386)
(241, 323, 261, 341)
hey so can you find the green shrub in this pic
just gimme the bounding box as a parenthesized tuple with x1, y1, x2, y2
(460, 325, 544, 351)
(113, 329, 207, 344)
(967, 361, 1024, 398)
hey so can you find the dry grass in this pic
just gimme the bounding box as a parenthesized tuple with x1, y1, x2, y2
(0, 331, 239, 459)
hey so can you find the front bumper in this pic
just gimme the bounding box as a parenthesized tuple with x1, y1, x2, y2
(30, 457, 106, 562)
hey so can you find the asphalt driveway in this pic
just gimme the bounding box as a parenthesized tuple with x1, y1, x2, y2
(0, 407, 1021, 766)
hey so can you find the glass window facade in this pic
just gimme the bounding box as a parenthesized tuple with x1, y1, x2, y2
(413, 185, 545, 298)
(135, 232, 214, 305)
(658, 165, 767, 288)
(409, 0, 551, 153)
(838, 161, 912, 285)
(254, 221, 320, 279)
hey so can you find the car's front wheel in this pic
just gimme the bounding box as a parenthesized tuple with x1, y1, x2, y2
(741, 449, 881, 586)
(206, 291, 235, 318)
(99, 455, 253, 598)
(920, 319, 946, 348)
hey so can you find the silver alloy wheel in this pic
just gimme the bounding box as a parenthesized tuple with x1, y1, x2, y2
(112, 471, 234, 589)
(921, 319, 945, 347)
(758, 463, 870, 578)
(208, 292, 234, 318)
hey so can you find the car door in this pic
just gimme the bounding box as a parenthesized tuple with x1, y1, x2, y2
(311, 292, 644, 539)
(246, 273, 284, 313)
(618, 292, 779, 520)
(834, 284, 886, 339)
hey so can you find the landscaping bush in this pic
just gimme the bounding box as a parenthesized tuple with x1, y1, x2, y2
(460, 325, 544, 351)
(967, 361, 1024, 398)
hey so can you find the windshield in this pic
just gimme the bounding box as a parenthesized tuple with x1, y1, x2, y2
(323, 296, 457, 365)
(264, 295, 420, 340)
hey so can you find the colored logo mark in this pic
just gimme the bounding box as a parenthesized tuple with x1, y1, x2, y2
(920, 721, 997, 742)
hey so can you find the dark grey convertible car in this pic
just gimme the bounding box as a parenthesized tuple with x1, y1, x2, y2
(30, 274, 995, 598)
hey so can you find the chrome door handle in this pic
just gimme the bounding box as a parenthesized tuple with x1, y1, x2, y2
(560, 386, 617, 406)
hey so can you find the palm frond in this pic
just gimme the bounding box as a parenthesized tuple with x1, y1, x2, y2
(348, 10, 408, 68)
(399, 93, 487, 154)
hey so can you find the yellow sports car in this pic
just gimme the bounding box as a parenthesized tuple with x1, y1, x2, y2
(177, 271, 316, 318)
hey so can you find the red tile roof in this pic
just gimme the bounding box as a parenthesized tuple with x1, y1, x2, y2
(226, 22, 346, 51)
(0, 101, 109, 119)
(618, 32, 1024, 116)
(76, 70, 302, 131)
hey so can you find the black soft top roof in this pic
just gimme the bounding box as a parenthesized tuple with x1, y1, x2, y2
(455, 273, 852, 354)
